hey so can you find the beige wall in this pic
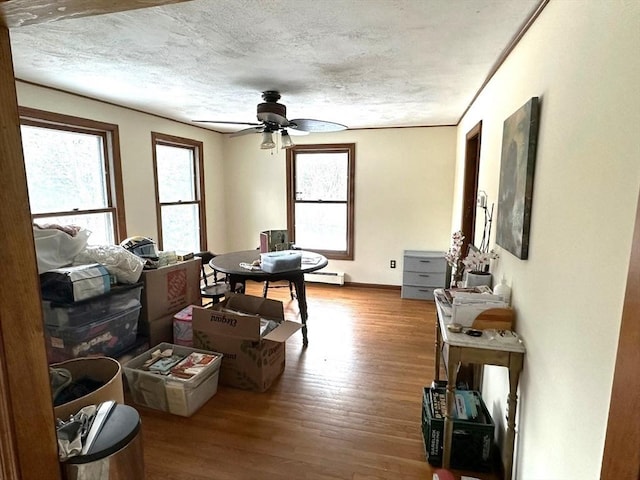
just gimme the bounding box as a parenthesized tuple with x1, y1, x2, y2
(16, 82, 228, 254)
(222, 127, 457, 284)
(16, 82, 457, 285)
(456, 1, 640, 478)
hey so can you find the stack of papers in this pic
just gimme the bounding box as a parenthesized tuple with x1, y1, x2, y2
(451, 292, 508, 327)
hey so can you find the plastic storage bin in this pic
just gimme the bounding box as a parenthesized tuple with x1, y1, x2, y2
(45, 305, 141, 363)
(421, 387, 494, 471)
(123, 342, 222, 417)
(173, 305, 196, 347)
(43, 284, 142, 328)
(260, 250, 302, 273)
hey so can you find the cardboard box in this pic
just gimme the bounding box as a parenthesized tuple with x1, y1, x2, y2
(259, 229, 289, 253)
(123, 342, 222, 417)
(192, 294, 301, 392)
(138, 312, 174, 347)
(139, 257, 201, 325)
(52, 356, 124, 421)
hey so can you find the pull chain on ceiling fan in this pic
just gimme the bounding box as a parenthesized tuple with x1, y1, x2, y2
(193, 91, 347, 149)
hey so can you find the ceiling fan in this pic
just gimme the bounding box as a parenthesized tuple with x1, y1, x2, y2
(193, 91, 348, 149)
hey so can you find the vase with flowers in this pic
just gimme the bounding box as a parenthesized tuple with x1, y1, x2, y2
(444, 230, 465, 287)
(462, 248, 499, 287)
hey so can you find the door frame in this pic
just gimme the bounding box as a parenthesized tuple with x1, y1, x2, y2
(0, 25, 61, 480)
(601, 191, 640, 478)
(460, 121, 482, 254)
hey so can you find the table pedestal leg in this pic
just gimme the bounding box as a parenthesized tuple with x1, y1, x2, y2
(292, 275, 308, 346)
(228, 275, 246, 295)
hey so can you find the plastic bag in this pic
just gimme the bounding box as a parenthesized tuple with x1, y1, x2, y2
(33, 227, 91, 274)
(73, 244, 144, 284)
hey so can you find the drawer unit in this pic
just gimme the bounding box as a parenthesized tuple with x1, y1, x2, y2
(401, 250, 446, 300)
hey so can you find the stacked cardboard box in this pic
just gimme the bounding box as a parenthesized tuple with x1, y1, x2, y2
(138, 258, 201, 347)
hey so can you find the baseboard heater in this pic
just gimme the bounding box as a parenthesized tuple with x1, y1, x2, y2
(304, 271, 345, 286)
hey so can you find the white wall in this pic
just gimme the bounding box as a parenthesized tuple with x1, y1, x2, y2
(16, 82, 229, 253)
(222, 127, 457, 284)
(455, 1, 640, 478)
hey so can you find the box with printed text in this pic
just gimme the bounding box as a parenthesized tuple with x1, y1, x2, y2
(191, 294, 300, 392)
(139, 258, 201, 339)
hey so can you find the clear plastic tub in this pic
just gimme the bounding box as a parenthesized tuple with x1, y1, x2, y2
(45, 305, 141, 363)
(43, 284, 142, 328)
(124, 343, 222, 417)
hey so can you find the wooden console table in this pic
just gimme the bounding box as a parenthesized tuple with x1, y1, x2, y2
(433, 289, 526, 480)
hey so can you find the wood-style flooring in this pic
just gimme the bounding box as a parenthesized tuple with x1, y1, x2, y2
(136, 282, 500, 480)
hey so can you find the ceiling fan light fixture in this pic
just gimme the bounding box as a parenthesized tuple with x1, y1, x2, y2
(260, 131, 276, 149)
(281, 130, 295, 149)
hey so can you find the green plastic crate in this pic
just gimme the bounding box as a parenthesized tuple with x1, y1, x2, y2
(421, 386, 494, 471)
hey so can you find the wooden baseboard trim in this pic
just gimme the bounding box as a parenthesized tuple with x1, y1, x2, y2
(343, 282, 401, 290)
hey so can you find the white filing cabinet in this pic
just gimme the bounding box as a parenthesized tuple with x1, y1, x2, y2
(401, 250, 446, 300)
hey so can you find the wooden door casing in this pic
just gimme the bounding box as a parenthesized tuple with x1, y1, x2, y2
(601, 191, 640, 479)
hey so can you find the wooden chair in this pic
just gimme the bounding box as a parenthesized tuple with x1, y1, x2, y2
(262, 280, 296, 300)
(255, 246, 295, 300)
(196, 251, 230, 306)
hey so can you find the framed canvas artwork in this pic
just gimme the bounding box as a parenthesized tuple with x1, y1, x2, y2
(496, 97, 540, 260)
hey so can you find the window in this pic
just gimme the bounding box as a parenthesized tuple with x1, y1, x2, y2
(152, 132, 206, 253)
(19, 107, 126, 245)
(286, 143, 355, 260)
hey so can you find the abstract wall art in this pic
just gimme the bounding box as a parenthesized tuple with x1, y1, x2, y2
(496, 97, 540, 260)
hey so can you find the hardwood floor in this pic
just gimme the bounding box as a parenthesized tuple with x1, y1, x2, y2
(136, 283, 500, 480)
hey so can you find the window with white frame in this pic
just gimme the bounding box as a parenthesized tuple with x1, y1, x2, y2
(152, 132, 206, 254)
(19, 107, 126, 245)
(286, 143, 355, 260)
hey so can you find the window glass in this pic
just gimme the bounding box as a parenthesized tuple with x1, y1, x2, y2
(160, 204, 200, 253)
(21, 126, 108, 213)
(152, 133, 206, 253)
(294, 203, 347, 251)
(35, 213, 114, 246)
(156, 144, 196, 203)
(295, 152, 348, 201)
(287, 144, 355, 260)
(19, 108, 125, 246)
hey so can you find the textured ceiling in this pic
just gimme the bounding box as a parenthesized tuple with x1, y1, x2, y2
(8, 0, 542, 133)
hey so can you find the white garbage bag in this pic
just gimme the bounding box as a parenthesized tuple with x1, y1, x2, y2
(33, 226, 91, 274)
(73, 245, 144, 284)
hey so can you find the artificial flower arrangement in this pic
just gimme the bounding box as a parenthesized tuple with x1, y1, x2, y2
(462, 248, 498, 274)
(445, 229, 499, 286)
(444, 230, 465, 284)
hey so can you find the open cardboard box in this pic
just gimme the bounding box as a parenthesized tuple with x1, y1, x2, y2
(191, 294, 300, 392)
(51, 356, 124, 421)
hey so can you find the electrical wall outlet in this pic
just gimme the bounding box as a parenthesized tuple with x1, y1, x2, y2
(390, 260, 396, 268)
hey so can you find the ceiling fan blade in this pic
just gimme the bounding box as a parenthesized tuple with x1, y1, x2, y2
(229, 126, 265, 137)
(286, 128, 309, 136)
(289, 118, 347, 133)
(192, 120, 262, 126)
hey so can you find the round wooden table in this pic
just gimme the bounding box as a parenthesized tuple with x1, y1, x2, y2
(210, 250, 328, 345)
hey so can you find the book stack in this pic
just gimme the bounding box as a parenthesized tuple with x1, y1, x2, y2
(141, 348, 220, 381)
